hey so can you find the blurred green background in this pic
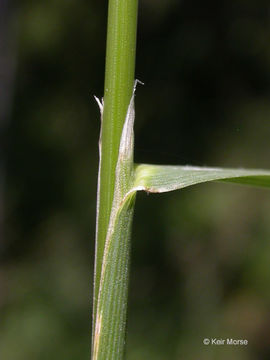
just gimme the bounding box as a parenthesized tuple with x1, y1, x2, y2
(2, 0, 270, 359)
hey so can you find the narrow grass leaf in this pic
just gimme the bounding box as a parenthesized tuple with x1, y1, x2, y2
(133, 164, 270, 193)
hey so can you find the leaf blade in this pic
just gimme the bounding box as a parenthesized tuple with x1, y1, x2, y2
(134, 164, 270, 193)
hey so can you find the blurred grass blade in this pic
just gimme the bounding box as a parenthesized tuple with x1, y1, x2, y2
(134, 164, 270, 193)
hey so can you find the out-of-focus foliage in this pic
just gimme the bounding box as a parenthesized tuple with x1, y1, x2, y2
(2, 0, 270, 359)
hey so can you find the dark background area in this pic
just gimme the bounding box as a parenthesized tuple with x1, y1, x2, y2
(1, 0, 270, 359)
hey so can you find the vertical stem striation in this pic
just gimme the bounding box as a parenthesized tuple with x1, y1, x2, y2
(93, 0, 138, 356)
